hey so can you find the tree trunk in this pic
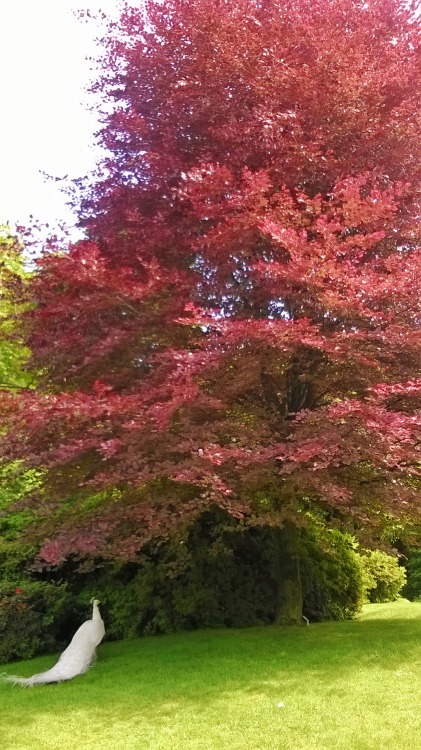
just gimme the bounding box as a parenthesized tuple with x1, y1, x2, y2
(274, 523, 303, 625)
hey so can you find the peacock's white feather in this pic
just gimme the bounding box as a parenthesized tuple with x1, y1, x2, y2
(2, 598, 105, 687)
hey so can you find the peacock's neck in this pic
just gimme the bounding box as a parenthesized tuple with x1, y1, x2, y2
(92, 603, 102, 620)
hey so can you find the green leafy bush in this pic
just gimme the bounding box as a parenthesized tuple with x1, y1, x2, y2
(0, 463, 43, 540)
(0, 539, 36, 580)
(360, 550, 407, 603)
(300, 528, 364, 621)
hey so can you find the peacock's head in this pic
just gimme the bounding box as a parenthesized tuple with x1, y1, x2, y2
(90, 597, 101, 605)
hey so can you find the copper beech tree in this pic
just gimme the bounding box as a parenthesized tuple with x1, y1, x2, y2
(1, 0, 420, 571)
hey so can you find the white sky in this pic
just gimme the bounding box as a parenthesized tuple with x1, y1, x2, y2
(0, 0, 122, 238)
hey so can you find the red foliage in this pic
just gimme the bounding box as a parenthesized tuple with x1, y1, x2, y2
(1, 0, 420, 562)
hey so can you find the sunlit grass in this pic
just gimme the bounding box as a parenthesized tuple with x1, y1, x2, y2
(1, 601, 420, 750)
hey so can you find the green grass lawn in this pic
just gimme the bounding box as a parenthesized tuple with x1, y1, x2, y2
(1, 600, 420, 750)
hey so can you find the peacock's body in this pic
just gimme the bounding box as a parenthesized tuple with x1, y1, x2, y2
(2, 598, 105, 687)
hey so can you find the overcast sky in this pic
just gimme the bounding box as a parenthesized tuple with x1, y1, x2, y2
(0, 0, 122, 238)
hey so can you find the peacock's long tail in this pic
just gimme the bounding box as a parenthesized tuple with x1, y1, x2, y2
(1, 643, 98, 686)
(1, 659, 93, 687)
(1, 644, 97, 686)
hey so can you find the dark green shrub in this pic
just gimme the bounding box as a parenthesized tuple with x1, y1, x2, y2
(70, 513, 364, 637)
(301, 528, 364, 621)
(402, 551, 421, 601)
(360, 550, 407, 603)
(0, 580, 70, 663)
(0, 590, 43, 663)
(75, 511, 281, 639)
(0, 541, 71, 663)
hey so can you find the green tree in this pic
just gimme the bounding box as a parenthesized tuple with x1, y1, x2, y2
(0, 229, 40, 539)
(0, 228, 32, 390)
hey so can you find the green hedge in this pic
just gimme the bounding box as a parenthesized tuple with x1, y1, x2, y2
(71, 512, 282, 639)
(0, 513, 370, 663)
(69, 513, 365, 639)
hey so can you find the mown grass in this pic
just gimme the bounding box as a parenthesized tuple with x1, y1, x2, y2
(1, 601, 420, 750)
